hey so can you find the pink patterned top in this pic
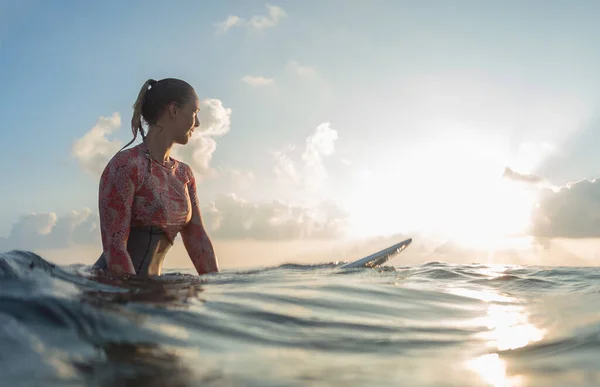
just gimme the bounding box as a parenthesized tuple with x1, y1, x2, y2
(98, 143, 217, 275)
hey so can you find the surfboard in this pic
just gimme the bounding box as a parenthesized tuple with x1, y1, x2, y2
(340, 238, 412, 269)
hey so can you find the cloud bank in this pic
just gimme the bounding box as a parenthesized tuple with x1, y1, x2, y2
(0, 209, 100, 252)
(202, 194, 350, 240)
(0, 194, 350, 254)
(531, 177, 600, 239)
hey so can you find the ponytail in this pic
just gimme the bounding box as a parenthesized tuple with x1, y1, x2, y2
(119, 79, 157, 152)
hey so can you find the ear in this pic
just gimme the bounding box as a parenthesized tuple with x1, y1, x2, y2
(166, 102, 178, 119)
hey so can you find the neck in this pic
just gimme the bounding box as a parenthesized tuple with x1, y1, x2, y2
(144, 124, 174, 163)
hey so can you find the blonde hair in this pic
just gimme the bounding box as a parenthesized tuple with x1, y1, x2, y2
(132, 79, 157, 140)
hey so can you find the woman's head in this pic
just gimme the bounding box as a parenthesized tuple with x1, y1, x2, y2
(129, 78, 200, 146)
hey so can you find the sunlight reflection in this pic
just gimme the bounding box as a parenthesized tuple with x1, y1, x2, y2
(46, 357, 77, 380)
(467, 289, 544, 386)
(28, 335, 77, 380)
(156, 323, 190, 340)
(467, 354, 523, 387)
(447, 287, 515, 303)
(478, 303, 545, 351)
(479, 264, 510, 279)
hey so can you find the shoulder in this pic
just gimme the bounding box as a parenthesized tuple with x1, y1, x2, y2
(101, 145, 145, 182)
(173, 158, 195, 181)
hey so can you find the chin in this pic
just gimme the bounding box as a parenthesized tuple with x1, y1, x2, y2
(175, 133, 191, 145)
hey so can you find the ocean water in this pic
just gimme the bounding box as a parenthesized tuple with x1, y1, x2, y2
(1, 250, 599, 387)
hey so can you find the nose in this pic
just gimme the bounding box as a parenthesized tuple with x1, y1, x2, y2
(194, 115, 200, 127)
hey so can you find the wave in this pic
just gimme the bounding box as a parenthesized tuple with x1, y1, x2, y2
(2, 249, 600, 386)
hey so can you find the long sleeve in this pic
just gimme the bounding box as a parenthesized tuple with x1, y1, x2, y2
(98, 156, 138, 275)
(181, 168, 219, 275)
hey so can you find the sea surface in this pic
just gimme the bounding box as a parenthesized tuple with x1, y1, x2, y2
(1, 250, 599, 387)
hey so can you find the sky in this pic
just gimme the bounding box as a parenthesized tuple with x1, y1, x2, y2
(2, 0, 600, 269)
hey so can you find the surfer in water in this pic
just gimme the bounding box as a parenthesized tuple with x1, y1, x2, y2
(93, 78, 219, 277)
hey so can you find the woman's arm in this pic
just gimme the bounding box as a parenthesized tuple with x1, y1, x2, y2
(181, 167, 219, 275)
(98, 156, 138, 275)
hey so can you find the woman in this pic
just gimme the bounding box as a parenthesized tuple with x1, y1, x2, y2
(93, 78, 219, 277)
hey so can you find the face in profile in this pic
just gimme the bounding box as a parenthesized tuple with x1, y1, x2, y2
(172, 94, 201, 145)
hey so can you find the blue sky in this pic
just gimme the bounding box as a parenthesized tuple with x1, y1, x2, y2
(2, 1, 600, 267)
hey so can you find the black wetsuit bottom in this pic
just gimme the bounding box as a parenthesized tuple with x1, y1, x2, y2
(93, 226, 172, 276)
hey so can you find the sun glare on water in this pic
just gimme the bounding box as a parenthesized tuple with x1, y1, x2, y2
(464, 286, 546, 387)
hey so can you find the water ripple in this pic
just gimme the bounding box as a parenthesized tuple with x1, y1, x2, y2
(1, 250, 599, 386)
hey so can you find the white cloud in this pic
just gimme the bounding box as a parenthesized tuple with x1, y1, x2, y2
(531, 177, 600, 238)
(302, 122, 338, 185)
(273, 122, 339, 190)
(286, 60, 317, 77)
(215, 15, 243, 34)
(174, 136, 219, 179)
(0, 209, 99, 251)
(248, 5, 287, 29)
(202, 193, 350, 240)
(503, 167, 543, 184)
(241, 75, 275, 87)
(71, 112, 122, 176)
(165, 98, 234, 178)
(272, 145, 300, 184)
(215, 5, 287, 34)
(197, 98, 232, 137)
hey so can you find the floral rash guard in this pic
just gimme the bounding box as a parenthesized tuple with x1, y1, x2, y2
(98, 143, 214, 275)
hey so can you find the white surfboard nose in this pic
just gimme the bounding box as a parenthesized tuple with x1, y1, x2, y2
(340, 238, 412, 269)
